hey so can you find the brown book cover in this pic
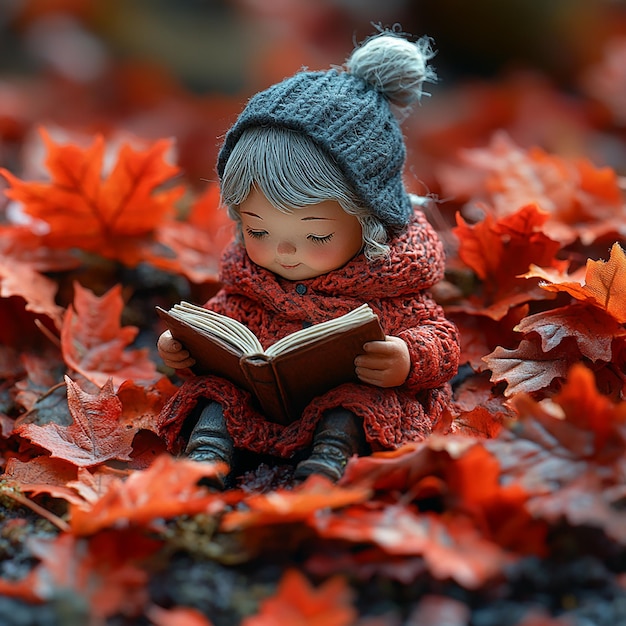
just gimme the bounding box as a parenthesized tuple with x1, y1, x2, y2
(156, 302, 385, 425)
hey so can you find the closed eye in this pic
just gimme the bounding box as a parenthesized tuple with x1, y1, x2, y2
(245, 228, 268, 239)
(308, 233, 334, 244)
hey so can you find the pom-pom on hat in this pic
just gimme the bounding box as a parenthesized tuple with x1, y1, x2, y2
(217, 30, 436, 229)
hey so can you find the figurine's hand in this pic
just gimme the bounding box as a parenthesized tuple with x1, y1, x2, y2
(355, 335, 410, 388)
(157, 330, 196, 370)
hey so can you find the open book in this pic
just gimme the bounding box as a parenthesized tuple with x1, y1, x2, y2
(156, 301, 385, 425)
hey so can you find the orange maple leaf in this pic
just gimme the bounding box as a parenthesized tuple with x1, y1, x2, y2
(61, 282, 159, 388)
(220, 475, 370, 532)
(453, 373, 514, 438)
(528, 243, 626, 324)
(0, 128, 184, 264)
(242, 569, 356, 626)
(148, 605, 214, 626)
(16, 376, 135, 467)
(452, 204, 562, 320)
(69, 454, 234, 535)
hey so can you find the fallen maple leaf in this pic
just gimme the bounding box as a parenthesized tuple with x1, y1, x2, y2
(16, 376, 135, 467)
(0, 569, 41, 605)
(148, 604, 214, 626)
(313, 505, 512, 590)
(242, 569, 356, 626)
(528, 243, 626, 324)
(485, 363, 626, 542)
(61, 282, 159, 388)
(0, 128, 184, 265)
(451, 204, 562, 320)
(28, 530, 159, 622)
(0, 257, 64, 328)
(117, 377, 178, 434)
(220, 475, 370, 532)
(154, 182, 234, 284)
(513, 303, 625, 363)
(483, 337, 575, 397)
(341, 437, 476, 493)
(69, 454, 234, 535)
(3, 456, 84, 505)
(441, 131, 626, 246)
(452, 373, 514, 438)
(444, 444, 547, 555)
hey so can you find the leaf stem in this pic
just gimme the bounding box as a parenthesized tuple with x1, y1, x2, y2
(1, 484, 71, 533)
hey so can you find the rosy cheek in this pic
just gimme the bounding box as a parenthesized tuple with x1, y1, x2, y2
(245, 240, 270, 264)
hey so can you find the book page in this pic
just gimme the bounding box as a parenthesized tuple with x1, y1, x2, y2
(169, 302, 264, 356)
(265, 304, 378, 357)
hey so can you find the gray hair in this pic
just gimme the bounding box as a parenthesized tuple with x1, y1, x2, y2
(219, 126, 390, 260)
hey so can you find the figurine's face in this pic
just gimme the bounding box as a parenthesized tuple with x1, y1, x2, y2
(239, 188, 363, 280)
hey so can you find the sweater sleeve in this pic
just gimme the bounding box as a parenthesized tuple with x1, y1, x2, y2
(381, 293, 460, 392)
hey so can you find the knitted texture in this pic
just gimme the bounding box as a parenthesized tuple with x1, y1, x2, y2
(157, 210, 460, 458)
(217, 70, 413, 228)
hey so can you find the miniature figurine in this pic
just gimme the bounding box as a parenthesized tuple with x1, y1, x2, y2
(157, 28, 460, 488)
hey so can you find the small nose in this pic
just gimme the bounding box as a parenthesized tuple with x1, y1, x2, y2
(277, 240, 296, 255)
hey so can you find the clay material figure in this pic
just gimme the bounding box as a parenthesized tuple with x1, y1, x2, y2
(157, 28, 460, 488)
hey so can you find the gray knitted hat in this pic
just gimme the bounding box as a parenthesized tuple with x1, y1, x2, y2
(217, 32, 436, 229)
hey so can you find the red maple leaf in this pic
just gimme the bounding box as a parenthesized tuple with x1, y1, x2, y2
(444, 444, 547, 555)
(16, 376, 135, 467)
(242, 569, 356, 626)
(61, 282, 159, 388)
(3, 456, 84, 506)
(116, 377, 178, 434)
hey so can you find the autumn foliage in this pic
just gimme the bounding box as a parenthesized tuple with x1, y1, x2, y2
(2, 8, 626, 626)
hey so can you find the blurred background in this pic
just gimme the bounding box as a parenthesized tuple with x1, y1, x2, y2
(1, 0, 626, 191)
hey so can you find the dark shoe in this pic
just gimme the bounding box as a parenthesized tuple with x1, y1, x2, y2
(294, 409, 367, 482)
(185, 401, 234, 489)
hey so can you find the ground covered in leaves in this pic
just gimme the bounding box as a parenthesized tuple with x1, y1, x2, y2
(3, 2, 626, 625)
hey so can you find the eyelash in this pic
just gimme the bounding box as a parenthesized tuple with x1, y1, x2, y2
(245, 228, 268, 239)
(245, 229, 334, 245)
(308, 233, 334, 244)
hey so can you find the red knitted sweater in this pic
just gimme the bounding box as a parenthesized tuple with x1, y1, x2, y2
(158, 209, 460, 458)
